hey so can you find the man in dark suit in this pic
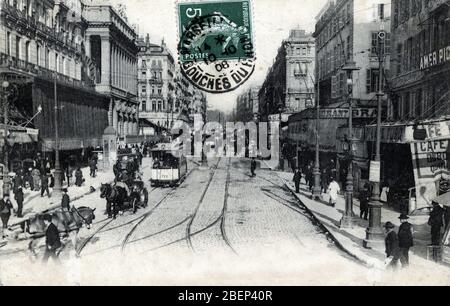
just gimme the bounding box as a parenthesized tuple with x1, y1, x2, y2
(42, 214, 61, 264)
(40, 174, 50, 198)
(358, 184, 370, 221)
(385, 222, 399, 269)
(429, 201, 445, 246)
(293, 169, 302, 194)
(398, 214, 413, 267)
(61, 189, 70, 211)
(251, 158, 257, 177)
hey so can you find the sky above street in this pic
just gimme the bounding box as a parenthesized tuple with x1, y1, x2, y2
(109, 0, 329, 113)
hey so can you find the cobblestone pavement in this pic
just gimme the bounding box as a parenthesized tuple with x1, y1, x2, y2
(1, 158, 449, 285)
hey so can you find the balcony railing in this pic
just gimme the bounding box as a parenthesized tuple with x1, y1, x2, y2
(0, 52, 95, 91)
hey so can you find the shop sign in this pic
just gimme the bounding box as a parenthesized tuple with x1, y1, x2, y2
(365, 125, 406, 143)
(420, 45, 450, 70)
(319, 108, 377, 119)
(369, 161, 381, 183)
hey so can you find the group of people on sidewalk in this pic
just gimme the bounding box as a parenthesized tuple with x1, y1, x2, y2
(384, 214, 414, 269)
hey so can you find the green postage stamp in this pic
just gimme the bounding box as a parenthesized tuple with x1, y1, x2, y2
(178, 0, 254, 62)
(177, 0, 256, 93)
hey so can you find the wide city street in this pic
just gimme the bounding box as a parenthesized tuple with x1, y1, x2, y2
(1, 158, 448, 286)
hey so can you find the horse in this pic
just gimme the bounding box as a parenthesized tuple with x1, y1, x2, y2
(100, 183, 128, 219)
(26, 206, 96, 258)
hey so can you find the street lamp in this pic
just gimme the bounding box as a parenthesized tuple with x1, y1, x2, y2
(2, 80, 10, 196)
(278, 103, 284, 171)
(340, 61, 360, 229)
(364, 31, 387, 248)
(53, 73, 62, 198)
(313, 67, 322, 200)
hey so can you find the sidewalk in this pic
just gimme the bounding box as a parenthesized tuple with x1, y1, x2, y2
(6, 165, 116, 228)
(268, 167, 443, 270)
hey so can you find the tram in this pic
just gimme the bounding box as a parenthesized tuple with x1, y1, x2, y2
(150, 142, 188, 187)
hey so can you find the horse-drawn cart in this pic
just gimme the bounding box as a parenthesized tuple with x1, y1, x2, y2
(100, 179, 149, 218)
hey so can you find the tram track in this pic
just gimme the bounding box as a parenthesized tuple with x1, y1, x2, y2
(139, 157, 237, 254)
(76, 167, 196, 257)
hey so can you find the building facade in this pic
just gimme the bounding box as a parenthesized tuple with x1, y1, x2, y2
(366, 0, 450, 212)
(258, 29, 315, 122)
(83, 1, 139, 138)
(314, 0, 391, 108)
(137, 34, 176, 134)
(236, 86, 260, 122)
(0, 0, 109, 167)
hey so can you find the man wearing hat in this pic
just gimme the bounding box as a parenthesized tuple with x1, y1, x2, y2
(0, 194, 13, 239)
(428, 201, 445, 246)
(61, 188, 70, 211)
(14, 186, 24, 218)
(398, 214, 413, 267)
(384, 222, 399, 268)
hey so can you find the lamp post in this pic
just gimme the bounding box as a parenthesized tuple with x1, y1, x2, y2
(53, 73, 62, 198)
(278, 103, 284, 171)
(340, 61, 360, 229)
(313, 65, 321, 200)
(364, 31, 386, 248)
(2, 80, 10, 196)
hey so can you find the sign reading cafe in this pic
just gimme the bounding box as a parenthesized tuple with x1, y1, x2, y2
(420, 45, 450, 70)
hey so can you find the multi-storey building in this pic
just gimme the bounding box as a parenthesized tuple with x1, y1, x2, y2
(366, 0, 450, 211)
(314, 0, 391, 107)
(83, 1, 139, 138)
(236, 86, 260, 122)
(287, 0, 392, 190)
(0, 0, 110, 170)
(258, 29, 316, 122)
(137, 35, 176, 132)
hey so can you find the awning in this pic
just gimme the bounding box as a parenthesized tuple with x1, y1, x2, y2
(433, 192, 450, 207)
(0, 125, 39, 144)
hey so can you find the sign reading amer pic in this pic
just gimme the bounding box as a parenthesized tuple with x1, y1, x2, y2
(177, 0, 256, 93)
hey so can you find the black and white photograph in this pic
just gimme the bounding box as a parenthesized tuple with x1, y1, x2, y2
(0, 0, 449, 287)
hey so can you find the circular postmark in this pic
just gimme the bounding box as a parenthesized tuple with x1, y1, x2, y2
(178, 12, 256, 94)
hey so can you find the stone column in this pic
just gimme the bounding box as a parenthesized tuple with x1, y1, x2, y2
(85, 35, 91, 58)
(101, 37, 111, 86)
(112, 100, 118, 132)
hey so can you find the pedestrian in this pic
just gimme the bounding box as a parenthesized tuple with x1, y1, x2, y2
(0, 194, 13, 238)
(13, 171, 24, 194)
(251, 158, 257, 177)
(89, 158, 97, 178)
(31, 168, 41, 191)
(14, 186, 24, 218)
(24, 169, 33, 190)
(293, 168, 302, 193)
(428, 201, 445, 246)
(42, 214, 61, 264)
(397, 214, 414, 267)
(40, 174, 50, 198)
(61, 188, 70, 211)
(327, 177, 340, 208)
(75, 168, 84, 187)
(66, 167, 72, 187)
(358, 183, 370, 221)
(384, 221, 400, 269)
(445, 206, 450, 231)
(320, 169, 328, 194)
(113, 160, 121, 180)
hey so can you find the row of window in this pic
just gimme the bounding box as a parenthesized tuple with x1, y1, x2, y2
(316, 1, 352, 50)
(318, 35, 352, 78)
(393, 0, 424, 28)
(141, 70, 163, 80)
(140, 59, 163, 68)
(140, 85, 163, 95)
(393, 10, 450, 75)
(140, 100, 180, 112)
(6, 31, 77, 77)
